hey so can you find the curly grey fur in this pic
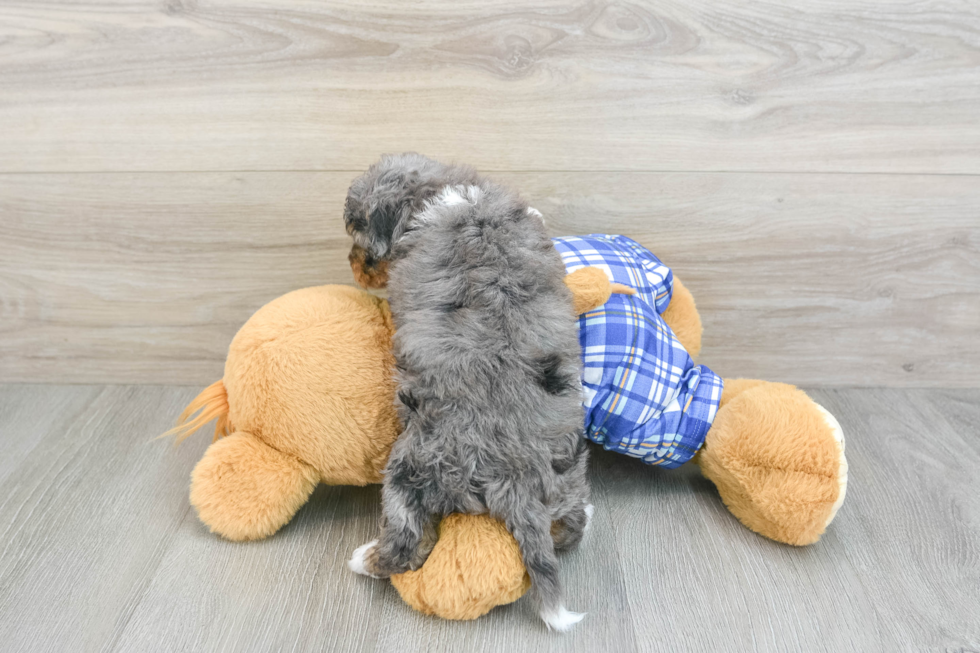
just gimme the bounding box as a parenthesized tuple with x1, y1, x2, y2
(344, 153, 590, 627)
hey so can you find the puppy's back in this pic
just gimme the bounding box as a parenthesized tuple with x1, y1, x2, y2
(387, 182, 581, 410)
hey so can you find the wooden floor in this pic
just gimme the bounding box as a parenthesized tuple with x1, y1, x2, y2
(1, 383, 977, 652)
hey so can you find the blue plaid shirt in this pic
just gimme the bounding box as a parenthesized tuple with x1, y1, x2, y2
(553, 235, 723, 468)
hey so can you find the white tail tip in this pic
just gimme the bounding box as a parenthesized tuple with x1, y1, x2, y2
(347, 539, 380, 578)
(542, 605, 586, 632)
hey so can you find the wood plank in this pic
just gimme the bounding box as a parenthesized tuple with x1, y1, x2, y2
(920, 388, 980, 459)
(1, 0, 978, 173)
(599, 443, 889, 653)
(806, 388, 980, 651)
(0, 171, 352, 385)
(0, 385, 208, 653)
(111, 484, 390, 653)
(2, 385, 979, 650)
(0, 384, 102, 482)
(1, 171, 977, 386)
(604, 387, 980, 653)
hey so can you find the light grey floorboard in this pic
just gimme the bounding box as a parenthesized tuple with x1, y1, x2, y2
(0, 384, 103, 483)
(808, 388, 980, 652)
(594, 435, 885, 653)
(0, 385, 978, 652)
(0, 385, 205, 653)
(111, 484, 389, 653)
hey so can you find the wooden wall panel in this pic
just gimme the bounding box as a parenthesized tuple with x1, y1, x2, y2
(0, 0, 978, 173)
(1, 171, 976, 386)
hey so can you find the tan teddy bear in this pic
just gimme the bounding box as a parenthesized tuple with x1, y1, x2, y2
(168, 268, 845, 620)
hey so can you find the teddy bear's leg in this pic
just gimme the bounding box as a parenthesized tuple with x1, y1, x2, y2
(190, 431, 319, 541)
(696, 381, 847, 546)
(718, 378, 768, 408)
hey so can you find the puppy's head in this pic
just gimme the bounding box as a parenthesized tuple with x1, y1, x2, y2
(344, 153, 474, 288)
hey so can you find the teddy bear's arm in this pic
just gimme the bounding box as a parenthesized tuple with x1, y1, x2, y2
(564, 266, 703, 358)
(661, 276, 702, 358)
(563, 267, 635, 314)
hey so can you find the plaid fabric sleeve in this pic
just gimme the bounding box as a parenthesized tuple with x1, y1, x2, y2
(553, 235, 724, 468)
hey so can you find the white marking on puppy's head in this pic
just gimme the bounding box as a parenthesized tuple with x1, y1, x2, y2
(438, 185, 468, 206)
(439, 184, 482, 207)
(415, 184, 483, 225)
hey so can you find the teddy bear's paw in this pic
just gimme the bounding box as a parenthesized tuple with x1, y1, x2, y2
(814, 403, 848, 529)
(348, 539, 380, 578)
(541, 605, 586, 632)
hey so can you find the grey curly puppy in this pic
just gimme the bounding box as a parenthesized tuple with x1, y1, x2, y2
(343, 153, 591, 630)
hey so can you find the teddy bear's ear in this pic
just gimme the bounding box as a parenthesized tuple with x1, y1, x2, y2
(190, 431, 319, 542)
(563, 267, 635, 314)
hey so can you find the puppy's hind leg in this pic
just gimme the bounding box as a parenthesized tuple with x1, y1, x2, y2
(551, 501, 593, 552)
(348, 475, 438, 578)
(492, 493, 585, 631)
(551, 436, 593, 552)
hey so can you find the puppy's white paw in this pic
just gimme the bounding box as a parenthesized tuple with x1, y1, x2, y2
(347, 539, 380, 578)
(584, 503, 595, 532)
(541, 605, 586, 632)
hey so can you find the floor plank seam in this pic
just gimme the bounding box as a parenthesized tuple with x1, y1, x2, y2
(99, 502, 196, 653)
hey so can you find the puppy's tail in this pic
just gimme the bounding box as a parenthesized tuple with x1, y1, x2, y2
(158, 380, 232, 444)
(507, 507, 585, 632)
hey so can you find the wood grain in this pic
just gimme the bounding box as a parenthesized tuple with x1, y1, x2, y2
(0, 384, 102, 482)
(0, 385, 206, 652)
(807, 387, 980, 651)
(0, 0, 978, 173)
(1, 171, 977, 386)
(1, 384, 978, 651)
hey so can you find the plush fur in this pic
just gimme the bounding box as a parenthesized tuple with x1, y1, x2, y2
(222, 285, 401, 487)
(190, 431, 319, 541)
(168, 285, 403, 542)
(389, 513, 531, 620)
(661, 277, 703, 358)
(343, 154, 590, 627)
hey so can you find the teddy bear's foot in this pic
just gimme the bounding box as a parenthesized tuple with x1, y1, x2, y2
(190, 431, 319, 541)
(697, 381, 848, 546)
